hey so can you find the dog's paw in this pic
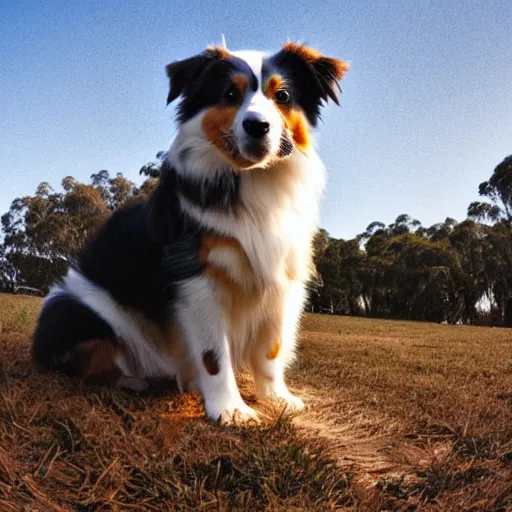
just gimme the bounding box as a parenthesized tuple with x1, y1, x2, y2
(264, 391, 305, 413)
(280, 392, 305, 412)
(219, 405, 260, 426)
(206, 400, 260, 426)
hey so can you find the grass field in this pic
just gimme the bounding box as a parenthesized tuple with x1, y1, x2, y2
(0, 293, 511, 511)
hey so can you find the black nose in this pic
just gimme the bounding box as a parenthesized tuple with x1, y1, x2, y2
(243, 119, 270, 139)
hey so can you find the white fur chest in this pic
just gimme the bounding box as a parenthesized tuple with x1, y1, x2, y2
(182, 149, 325, 289)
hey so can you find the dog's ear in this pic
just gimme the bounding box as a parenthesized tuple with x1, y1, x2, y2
(273, 43, 349, 125)
(166, 47, 229, 105)
(281, 42, 349, 105)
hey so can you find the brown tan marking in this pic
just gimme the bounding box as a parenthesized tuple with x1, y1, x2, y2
(263, 74, 311, 152)
(204, 265, 237, 290)
(199, 233, 258, 292)
(205, 45, 230, 59)
(200, 233, 247, 266)
(267, 340, 281, 360)
(232, 73, 249, 97)
(282, 108, 310, 151)
(202, 106, 254, 168)
(263, 75, 283, 98)
(200, 234, 249, 264)
(202, 349, 220, 375)
(202, 233, 246, 253)
(283, 42, 321, 60)
(286, 267, 297, 281)
(74, 339, 122, 385)
(272, 103, 310, 152)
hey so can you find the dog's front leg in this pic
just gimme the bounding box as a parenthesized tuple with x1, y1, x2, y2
(249, 280, 306, 412)
(176, 275, 259, 425)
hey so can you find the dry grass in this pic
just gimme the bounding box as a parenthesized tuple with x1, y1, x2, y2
(298, 315, 512, 511)
(1, 293, 511, 511)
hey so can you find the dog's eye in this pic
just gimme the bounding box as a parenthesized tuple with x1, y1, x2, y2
(224, 85, 242, 104)
(274, 89, 291, 104)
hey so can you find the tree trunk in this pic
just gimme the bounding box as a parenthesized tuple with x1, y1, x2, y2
(362, 294, 370, 316)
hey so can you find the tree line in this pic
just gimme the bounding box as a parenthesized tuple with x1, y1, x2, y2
(0, 160, 160, 294)
(1, 154, 511, 327)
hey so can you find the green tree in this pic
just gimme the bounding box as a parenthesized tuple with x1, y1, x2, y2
(0, 155, 164, 293)
(0, 171, 143, 292)
(466, 155, 512, 325)
(468, 155, 512, 222)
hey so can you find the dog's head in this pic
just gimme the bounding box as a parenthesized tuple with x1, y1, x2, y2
(166, 43, 349, 171)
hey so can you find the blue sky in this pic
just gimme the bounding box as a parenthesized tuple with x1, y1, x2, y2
(1, 0, 511, 239)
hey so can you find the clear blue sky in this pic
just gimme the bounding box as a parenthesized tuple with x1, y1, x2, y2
(1, 0, 511, 239)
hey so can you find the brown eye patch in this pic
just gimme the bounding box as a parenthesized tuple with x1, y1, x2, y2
(232, 73, 249, 98)
(263, 75, 284, 98)
(269, 43, 348, 126)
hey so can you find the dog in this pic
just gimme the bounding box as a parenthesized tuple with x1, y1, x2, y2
(32, 42, 349, 424)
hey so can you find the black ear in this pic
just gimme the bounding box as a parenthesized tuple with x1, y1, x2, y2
(166, 47, 228, 105)
(281, 42, 349, 105)
(311, 55, 350, 105)
(272, 43, 349, 125)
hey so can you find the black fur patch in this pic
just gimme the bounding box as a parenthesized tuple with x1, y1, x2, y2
(33, 293, 117, 373)
(78, 203, 172, 325)
(162, 235, 203, 286)
(166, 50, 258, 122)
(33, 166, 205, 371)
(79, 176, 202, 326)
(147, 160, 240, 242)
(146, 162, 186, 243)
(33, 158, 240, 376)
(175, 170, 240, 212)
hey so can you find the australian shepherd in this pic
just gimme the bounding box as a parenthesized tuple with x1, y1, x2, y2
(32, 42, 349, 424)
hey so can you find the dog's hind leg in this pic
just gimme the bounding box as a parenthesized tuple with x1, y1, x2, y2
(32, 291, 148, 390)
(65, 338, 124, 386)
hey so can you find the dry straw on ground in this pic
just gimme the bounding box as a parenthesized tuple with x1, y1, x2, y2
(0, 293, 511, 511)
